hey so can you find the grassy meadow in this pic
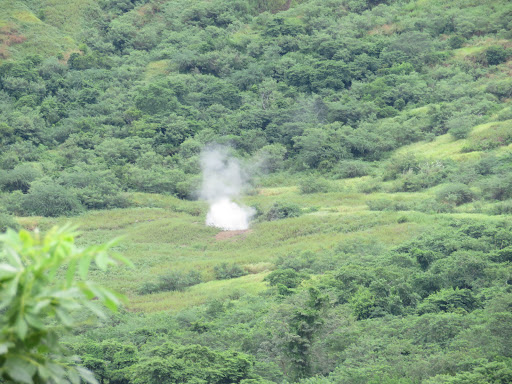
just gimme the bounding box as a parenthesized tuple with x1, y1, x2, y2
(16, 123, 511, 313)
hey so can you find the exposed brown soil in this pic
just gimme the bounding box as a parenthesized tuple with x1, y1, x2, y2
(215, 229, 252, 241)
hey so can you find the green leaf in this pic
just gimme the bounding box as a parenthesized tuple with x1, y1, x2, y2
(68, 367, 81, 384)
(112, 252, 134, 268)
(25, 312, 45, 330)
(79, 254, 93, 280)
(55, 307, 74, 327)
(76, 366, 99, 384)
(3, 246, 22, 268)
(37, 365, 51, 380)
(15, 317, 28, 340)
(83, 300, 106, 319)
(0, 263, 19, 280)
(94, 251, 110, 270)
(4, 356, 36, 384)
(33, 299, 51, 314)
(66, 258, 78, 287)
(0, 341, 13, 354)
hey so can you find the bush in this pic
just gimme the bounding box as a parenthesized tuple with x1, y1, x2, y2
(447, 114, 478, 140)
(137, 282, 161, 295)
(298, 176, 330, 194)
(22, 182, 84, 217)
(417, 288, 478, 314)
(158, 270, 202, 291)
(58, 168, 129, 209)
(264, 268, 309, 289)
(0, 210, 18, 233)
(447, 35, 466, 49)
(265, 202, 302, 221)
(490, 200, 512, 215)
(0, 163, 41, 193)
(367, 199, 410, 211)
(126, 166, 187, 195)
(481, 174, 512, 201)
(486, 46, 509, 66)
(255, 144, 287, 173)
(436, 183, 476, 206)
(214, 263, 247, 280)
(335, 160, 370, 178)
(138, 270, 203, 294)
(383, 153, 419, 181)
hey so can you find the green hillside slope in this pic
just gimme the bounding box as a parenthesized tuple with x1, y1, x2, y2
(1, 0, 512, 383)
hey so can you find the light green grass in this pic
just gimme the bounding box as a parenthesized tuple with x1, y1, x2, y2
(17, 186, 437, 312)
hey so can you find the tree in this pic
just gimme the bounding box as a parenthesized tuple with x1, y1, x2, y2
(286, 288, 327, 380)
(0, 226, 131, 384)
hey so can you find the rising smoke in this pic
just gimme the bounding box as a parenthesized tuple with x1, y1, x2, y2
(200, 146, 255, 231)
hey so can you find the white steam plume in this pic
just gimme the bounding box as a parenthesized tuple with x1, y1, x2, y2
(200, 146, 255, 231)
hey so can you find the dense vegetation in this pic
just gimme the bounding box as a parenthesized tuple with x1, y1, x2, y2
(1, 0, 512, 382)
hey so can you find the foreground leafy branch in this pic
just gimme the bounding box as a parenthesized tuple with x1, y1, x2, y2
(0, 225, 132, 384)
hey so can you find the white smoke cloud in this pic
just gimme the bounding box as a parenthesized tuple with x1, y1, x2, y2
(200, 146, 255, 231)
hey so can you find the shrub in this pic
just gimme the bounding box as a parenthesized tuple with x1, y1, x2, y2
(447, 35, 465, 49)
(137, 282, 161, 295)
(367, 199, 410, 211)
(265, 202, 302, 221)
(264, 268, 309, 289)
(490, 200, 512, 215)
(298, 176, 330, 194)
(138, 270, 203, 295)
(383, 153, 419, 181)
(214, 263, 247, 280)
(0, 163, 41, 193)
(436, 183, 476, 206)
(126, 166, 187, 195)
(255, 143, 287, 173)
(22, 182, 84, 217)
(158, 270, 202, 291)
(58, 168, 129, 209)
(414, 199, 455, 213)
(485, 46, 509, 66)
(335, 160, 370, 178)
(417, 288, 478, 314)
(0, 210, 18, 232)
(481, 175, 512, 201)
(447, 114, 478, 140)
(0, 191, 24, 215)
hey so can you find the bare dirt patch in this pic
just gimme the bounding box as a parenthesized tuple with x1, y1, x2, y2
(215, 229, 252, 241)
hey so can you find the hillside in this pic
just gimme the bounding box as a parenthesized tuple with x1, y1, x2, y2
(1, 0, 512, 383)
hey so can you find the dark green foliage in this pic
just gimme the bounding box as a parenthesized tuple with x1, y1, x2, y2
(491, 200, 512, 215)
(417, 288, 478, 314)
(2, 1, 512, 383)
(0, 209, 18, 233)
(264, 268, 309, 290)
(298, 176, 330, 194)
(263, 201, 301, 221)
(0, 163, 41, 193)
(485, 46, 509, 65)
(447, 114, 478, 139)
(58, 166, 129, 209)
(367, 199, 410, 211)
(286, 288, 327, 380)
(131, 343, 254, 384)
(335, 160, 370, 179)
(21, 182, 84, 217)
(448, 35, 466, 49)
(481, 174, 512, 200)
(139, 270, 203, 294)
(214, 263, 248, 280)
(436, 183, 476, 206)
